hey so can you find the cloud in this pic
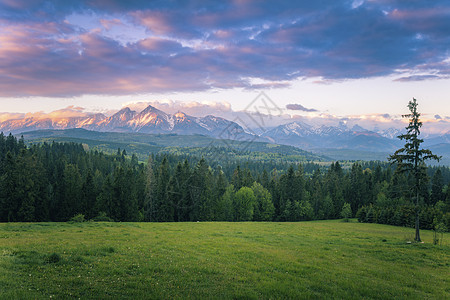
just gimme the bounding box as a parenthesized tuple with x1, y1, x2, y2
(43, 106, 89, 119)
(286, 104, 318, 112)
(435, 114, 442, 120)
(0, 112, 24, 122)
(394, 75, 442, 82)
(1, 1, 450, 97)
(0, 106, 93, 123)
(20, 106, 90, 120)
(123, 100, 232, 116)
(99, 18, 122, 30)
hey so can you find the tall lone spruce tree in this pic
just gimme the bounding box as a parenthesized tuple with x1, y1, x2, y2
(389, 98, 440, 242)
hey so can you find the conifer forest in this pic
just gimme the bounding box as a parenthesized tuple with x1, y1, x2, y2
(1, 132, 449, 231)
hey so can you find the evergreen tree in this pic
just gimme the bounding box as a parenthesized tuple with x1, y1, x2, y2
(310, 169, 324, 219)
(58, 164, 82, 220)
(389, 98, 441, 242)
(112, 167, 127, 221)
(445, 185, 450, 213)
(321, 195, 335, 219)
(81, 170, 96, 219)
(144, 155, 156, 221)
(216, 185, 234, 221)
(179, 159, 193, 221)
(279, 165, 303, 221)
(97, 175, 114, 219)
(20, 151, 49, 221)
(213, 166, 228, 220)
(154, 157, 172, 221)
(190, 158, 213, 221)
(340, 203, 352, 222)
(168, 162, 184, 221)
(430, 169, 444, 205)
(348, 163, 365, 214)
(260, 169, 269, 188)
(0, 152, 19, 221)
(242, 167, 254, 187)
(231, 165, 243, 190)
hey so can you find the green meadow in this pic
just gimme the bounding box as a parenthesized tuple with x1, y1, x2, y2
(1, 220, 449, 299)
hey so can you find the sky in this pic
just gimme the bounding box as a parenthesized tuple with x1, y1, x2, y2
(0, 0, 449, 132)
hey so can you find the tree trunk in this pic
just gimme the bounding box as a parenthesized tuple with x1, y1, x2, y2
(415, 210, 421, 242)
(415, 186, 421, 242)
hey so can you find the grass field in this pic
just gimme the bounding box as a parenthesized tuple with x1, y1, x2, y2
(1, 220, 449, 299)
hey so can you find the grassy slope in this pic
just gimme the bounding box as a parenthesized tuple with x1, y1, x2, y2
(1, 220, 449, 299)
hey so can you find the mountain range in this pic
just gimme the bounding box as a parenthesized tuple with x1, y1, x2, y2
(262, 121, 403, 152)
(0, 105, 256, 141)
(1, 105, 449, 163)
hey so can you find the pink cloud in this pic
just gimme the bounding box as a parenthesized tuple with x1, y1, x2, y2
(1, 2, 450, 98)
(0, 106, 93, 123)
(131, 10, 177, 36)
(136, 37, 183, 52)
(123, 100, 232, 116)
(0, 23, 214, 96)
(99, 18, 122, 30)
(21, 106, 90, 120)
(389, 7, 450, 20)
(0, 112, 24, 122)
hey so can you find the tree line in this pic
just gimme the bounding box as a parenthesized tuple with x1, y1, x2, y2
(0, 132, 449, 230)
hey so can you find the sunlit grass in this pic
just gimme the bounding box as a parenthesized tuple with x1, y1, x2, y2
(1, 220, 449, 299)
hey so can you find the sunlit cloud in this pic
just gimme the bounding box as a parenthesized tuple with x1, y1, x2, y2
(1, 1, 449, 97)
(0, 112, 24, 122)
(19, 106, 90, 120)
(122, 100, 232, 116)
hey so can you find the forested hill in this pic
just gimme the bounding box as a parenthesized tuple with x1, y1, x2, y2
(21, 128, 328, 164)
(0, 133, 449, 231)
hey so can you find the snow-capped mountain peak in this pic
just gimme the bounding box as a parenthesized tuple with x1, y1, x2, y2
(377, 128, 403, 139)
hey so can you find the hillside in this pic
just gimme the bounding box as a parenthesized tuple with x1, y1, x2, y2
(21, 128, 328, 163)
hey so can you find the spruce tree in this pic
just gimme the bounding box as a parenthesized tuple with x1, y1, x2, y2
(61, 164, 82, 221)
(155, 157, 172, 221)
(430, 169, 444, 205)
(168, 162, 184, 221)
(0, 152, 19, 221)
(190, 157, 213, 221)
(81, 170, 96, 219)
(389, 98, 440, 242)
(144, 155, 155, 221)
(179, 159, 192, 221)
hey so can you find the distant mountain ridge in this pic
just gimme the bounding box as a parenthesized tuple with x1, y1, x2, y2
(1, 105, 449, 163)
(0, 105, 255, 141)
(261, 121, 403, 152)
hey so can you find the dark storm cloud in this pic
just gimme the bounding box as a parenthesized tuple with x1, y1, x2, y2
(286, 104, 318, 112)
(1, 0, 450, 97)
